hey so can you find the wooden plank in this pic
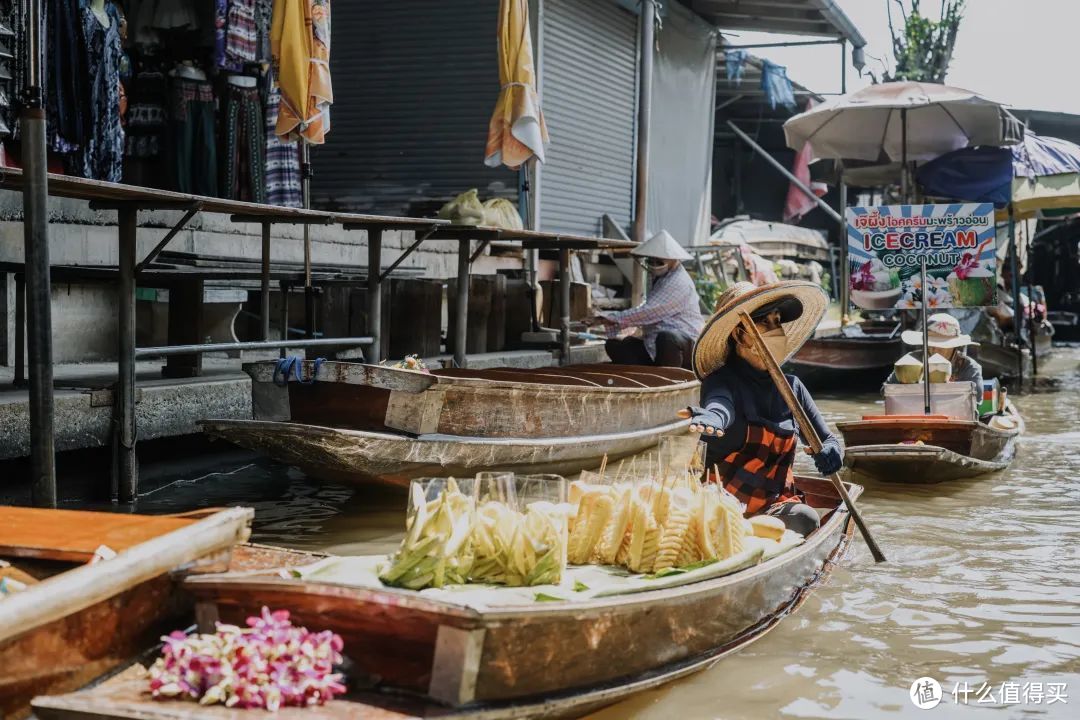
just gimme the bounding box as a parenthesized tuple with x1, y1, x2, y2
(0, 508, 253, 646)
(0, 508, 197, 563)
(32, 666, 418, 720)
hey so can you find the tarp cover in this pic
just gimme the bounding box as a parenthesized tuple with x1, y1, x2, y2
(916, 146, 1013, 204)
(647, 2, 716, 247)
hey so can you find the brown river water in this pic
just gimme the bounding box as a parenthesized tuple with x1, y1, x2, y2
(134, 349, 1080, 719)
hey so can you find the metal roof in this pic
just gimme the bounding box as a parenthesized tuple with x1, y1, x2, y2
(688, 0, 866, 45)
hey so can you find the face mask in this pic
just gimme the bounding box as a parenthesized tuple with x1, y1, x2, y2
(648, 262, 670, 277)
(760, 327, 787, 361)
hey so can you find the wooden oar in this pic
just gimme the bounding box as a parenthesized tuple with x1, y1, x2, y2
(738, 311, 887, 563)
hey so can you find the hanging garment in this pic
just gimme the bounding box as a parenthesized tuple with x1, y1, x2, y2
(214, 0, 227, 66)
(169, 78, 217, 196)
(221, 83, 267, 203)
(761, 60, 795, 112)
(264, 73, 301, 207)
(76, 2, 125, 182)
(271, 0, 332, 144)
(46, 0, 89, 154)
(725, 49, 748, 85)
(255, 0, 274, 64)
(783, 99, 828, 223)
(225, 0, 258, 70)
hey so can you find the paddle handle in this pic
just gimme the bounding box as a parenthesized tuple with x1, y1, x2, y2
(738, 312, 887, 563)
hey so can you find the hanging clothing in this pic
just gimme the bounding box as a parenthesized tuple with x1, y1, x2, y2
(169, 78, 217, 196)
(264, 73, 302, 207)
(761, 60, 796, 112)
(76, 2, 125, 182)
(214, 0, 228, 67)
(46, 0, 89, 154)
(725, 49, 748, 85)
(254, 0, 274, 64)
(271, 0, 333, 144)
(225, 0, 259, 70)
(221, 83, 267, 203)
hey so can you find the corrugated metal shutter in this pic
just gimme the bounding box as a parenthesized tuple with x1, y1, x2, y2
(540, 0, 638, 237)
(311, 0, 516, 216)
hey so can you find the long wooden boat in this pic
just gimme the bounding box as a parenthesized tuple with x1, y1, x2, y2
(0, 506, 254, 720)
(973, 333, 1053, 380)
(837, 402, 1023, 483)
(202, 361, 698, 486)
(243, 360, 698, 437)
(146, 477, 858, 720)
(785, 320, 903, 389)
(200, 417, 690, 488)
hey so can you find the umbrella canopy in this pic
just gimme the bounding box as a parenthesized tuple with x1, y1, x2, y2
(271, 0, 333, 144)
(484, 0, 548, 169)
(783, 81, 1022, 162)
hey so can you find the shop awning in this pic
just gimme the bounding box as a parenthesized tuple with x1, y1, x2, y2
(688, 0, 865, 45)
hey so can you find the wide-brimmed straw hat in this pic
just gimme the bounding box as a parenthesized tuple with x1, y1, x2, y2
(900, 312, 978, 348)
(631, 229, 692, 262)
(691, 281, 828, 379)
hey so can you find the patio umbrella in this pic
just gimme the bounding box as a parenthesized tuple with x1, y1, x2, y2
(484, 0, 548, 169)
(783, 81, 1022, 165)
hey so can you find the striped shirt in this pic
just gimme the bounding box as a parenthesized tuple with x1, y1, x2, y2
(604, 265, 704, 358)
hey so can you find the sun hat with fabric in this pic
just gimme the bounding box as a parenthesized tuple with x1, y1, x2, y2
(691, 280, 828, 380)
(901, 312, 978, 348)
(631, 229, 692, 262)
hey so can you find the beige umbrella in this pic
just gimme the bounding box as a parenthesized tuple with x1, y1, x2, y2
(484, 0, 548, 168)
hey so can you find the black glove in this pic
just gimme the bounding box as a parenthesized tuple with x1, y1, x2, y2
(813, 440, 843, 476)
(685, 406, 726, 436)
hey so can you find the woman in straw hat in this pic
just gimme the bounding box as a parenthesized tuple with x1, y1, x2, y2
(684, 281, 842, 536)
(597, 230, 704, 369)
(885, 312, 983, 393)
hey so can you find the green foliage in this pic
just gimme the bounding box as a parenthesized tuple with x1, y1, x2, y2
(693, 273, 723, 313)
(885, 0, 965, 83)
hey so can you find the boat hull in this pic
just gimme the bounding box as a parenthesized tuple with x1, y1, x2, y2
(838, 404, 1022, 483)
(182, 479, 859, 714)
(785, 328, 903, 389)
(246, 361, 699, 438)
(199, 419, 691, 487)
(845, 444, 1008, 483)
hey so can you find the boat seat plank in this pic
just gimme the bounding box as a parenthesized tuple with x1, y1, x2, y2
(0, 508, 196, 563)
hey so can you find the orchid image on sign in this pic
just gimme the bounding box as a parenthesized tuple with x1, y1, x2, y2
(846, 203, 997, 311)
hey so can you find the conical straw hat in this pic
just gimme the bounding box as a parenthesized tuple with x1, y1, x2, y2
(691, 281, 828, 379)
(631, 229, 692, 261)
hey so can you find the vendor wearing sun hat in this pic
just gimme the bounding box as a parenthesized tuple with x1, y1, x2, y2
(597, 230, 703, 369)
(682, 280, 840, 536)
(885, 312, 983, 393)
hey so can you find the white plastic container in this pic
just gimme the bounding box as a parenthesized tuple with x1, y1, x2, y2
(884, 382, 977, 420)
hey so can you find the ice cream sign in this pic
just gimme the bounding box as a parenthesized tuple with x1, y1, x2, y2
(845, 203, 997, 310)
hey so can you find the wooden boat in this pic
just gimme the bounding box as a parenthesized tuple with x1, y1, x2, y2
(0, 506, 254, 720)
(785, 320, 904, 389)
(200, 418, 691, 488)
(145, 477, 859, 720)
(201, 361, 698, 486)
(838, 402, 1023, 483)
(973, 334, 1053, 380)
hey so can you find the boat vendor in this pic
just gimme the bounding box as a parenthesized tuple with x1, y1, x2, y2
(683, 281, 840, 536)
(885, 312, 983, 393)
(596, 230, 704, 369)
